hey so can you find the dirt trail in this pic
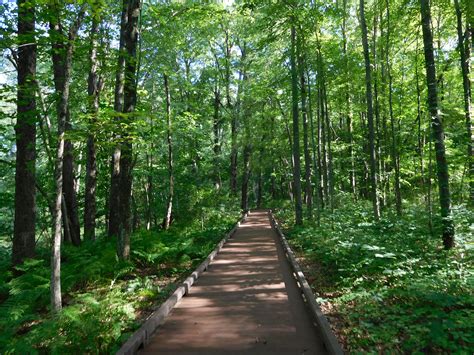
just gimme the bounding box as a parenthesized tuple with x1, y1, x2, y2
(141, 210, 327, 354)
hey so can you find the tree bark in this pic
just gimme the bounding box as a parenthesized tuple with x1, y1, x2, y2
(213, 84, 222, 190)
(307, 71, 321, 224)
(13, 0, 37, 265)
(84, 13, 100, 241)
(50, 7, 84, 247)
(298, 34, 312, 218)
(386, 0, 402, 215)
(342, 0, 356, 198)
(50, 4, 84, 313)
(360, 0, 381, 220)
(454, 0, 473, 205)
(241, 144, 251, 211)
(163, 74, 174, 230)
(108, 1, 128, 237)
(117, 0, 141, 259)
(291, 24, 303, 225)
(420, 0, 455, 248)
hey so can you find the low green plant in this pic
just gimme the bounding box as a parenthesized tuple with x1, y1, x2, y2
(277, 197, 473, 353)
(0, 207, 240, 353)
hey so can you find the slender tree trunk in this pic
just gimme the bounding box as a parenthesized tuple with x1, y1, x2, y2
(323, 82, 334, 209)
(386, 1, 402, 215)
(420, 0, 455, 248)
(108, 2, 127, 237)
(317, 85, 325, 207)
(163, 74, 174, 230)
(373, 9, 384, 209)
(13, 0, 36, 265)
(50, 5, 84, 313)
(256, 149, 263, 209)
(84, 14, 100, 240)
(319, 85, 329, 206)
(415, 38, 426, 202)
(231, 56, 244, 195)
(342, 0, 356, 197)
(213, 84, 222, 190)
(307, 72, 321, 224)
(241, 144, 251, 211)
(230, 117, 238, 194)
(298, 35, 312, 218)
(117, 0, 141, 259)
(290, 24, 303, 225)
(360, 0, 381, 220)
(50, 9, 83, 246)
(454, 0, 473, 204)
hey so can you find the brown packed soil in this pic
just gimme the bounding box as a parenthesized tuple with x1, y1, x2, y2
(141, 210, 327, 354)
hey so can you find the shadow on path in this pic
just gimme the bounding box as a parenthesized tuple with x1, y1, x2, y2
(141, 210, 326, 355)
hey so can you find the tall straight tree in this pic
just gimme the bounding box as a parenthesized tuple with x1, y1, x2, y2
(49, 5, 84, 246)
(12, 0, 36, 265)
(420, 0, 455, 248)
(453, 0, 473, 205)
(50, 3, 84, 313)
(290, 23, 303, 225)
(117, 0, 141, 260)
(108, 2, 128, 237)
(84, 8, 101, 240)
(163, 74, 174, 230)
(359, 0, 380, 220)
(297, 32, 312, 218)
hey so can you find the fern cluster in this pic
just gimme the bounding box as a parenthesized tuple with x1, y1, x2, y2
(0, 207, 240, 353)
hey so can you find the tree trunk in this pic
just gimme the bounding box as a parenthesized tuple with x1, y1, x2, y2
(307, 71, 321, 224)
(290, 24, 303, 225)
(50, 9, 83, 247)
(323, 82, 334, 209)
(84, 15, 100, 240)
(342, 0, 356, 198)
(50, 5, 84, 313)
(241, 144, 251, 211)
(454, 0, 473, 205)
(386, 1, 402, 215)
(117, 0, 141, 259)
(298, 36, 312, 218)
(420, 0, 455, 248)
(163, 74, 174, 230)
(360, 0, 381, 220)
(13, 0, 37, 265)
(213, 84, 222, 190)
(108, 2, 128, 237)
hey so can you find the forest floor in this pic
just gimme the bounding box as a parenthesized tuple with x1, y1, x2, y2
(0, 208, 240, 353)
(274, 196, 473, 353)
(0, 199, 472, 353)
(142, 210, 326, 354)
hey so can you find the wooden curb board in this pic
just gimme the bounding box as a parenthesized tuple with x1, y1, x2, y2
(269, 210, 344, 355)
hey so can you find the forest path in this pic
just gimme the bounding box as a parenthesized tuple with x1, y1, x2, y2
(141, 210, 327, 354)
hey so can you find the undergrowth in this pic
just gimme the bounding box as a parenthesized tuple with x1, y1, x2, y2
(276, 196, 473, 353)
(0, 208, 240, 353)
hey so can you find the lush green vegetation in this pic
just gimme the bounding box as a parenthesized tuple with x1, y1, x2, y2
(276, 198, 473, 353)
(1, 0, 473, 352)
(0, 207, 240, 353)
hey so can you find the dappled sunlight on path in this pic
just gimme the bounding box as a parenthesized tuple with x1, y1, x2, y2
(141, 211, 326, 354)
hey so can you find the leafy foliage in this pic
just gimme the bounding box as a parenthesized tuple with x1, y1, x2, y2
(278, 197, 473, 353)
(0, 207, 239, 353)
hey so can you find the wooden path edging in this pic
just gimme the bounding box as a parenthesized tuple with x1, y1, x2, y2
(117, 213, 248, 355)
(269, 211, 344, 355)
